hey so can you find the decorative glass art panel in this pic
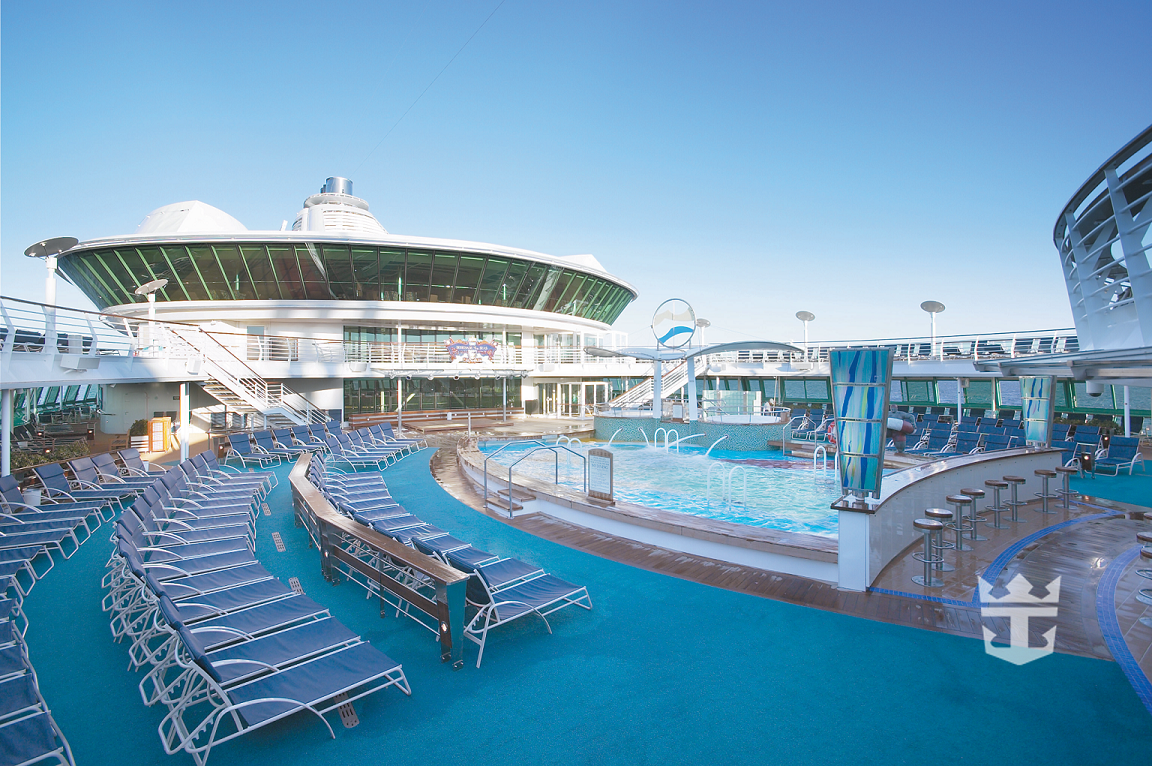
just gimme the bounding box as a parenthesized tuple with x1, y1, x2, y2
(830, 348, 894, 498)
(1021, 375, 1055, 446)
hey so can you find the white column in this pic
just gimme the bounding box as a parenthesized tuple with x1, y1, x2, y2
(397, 377, 404, 430)
(2, 389, 12, 476)
(179, 383, 190, 461)
(956, 378, 964, 420)
(1123, 386, 1131, 437)
(652, 359, 663, 420)
(686, 357, 698, 422)
(44, 256, 58, 354)
(502, 376, 507, 421)
(837, 511, 870, 591)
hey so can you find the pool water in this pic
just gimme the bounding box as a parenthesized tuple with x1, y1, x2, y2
(478, 442, 841, 537)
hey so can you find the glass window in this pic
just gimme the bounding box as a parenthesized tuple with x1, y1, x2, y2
(404, 250, 432, 301)
(242, 245, 283, 300)
(320, 244, 355, 299)
(453, 256, 485, 304)
(476, 258, 509, 305)
(294, 244, 331, 299)
(430, 253, 457, 302)
(350, 247, 380, 298)
(58, 242, 635, 320)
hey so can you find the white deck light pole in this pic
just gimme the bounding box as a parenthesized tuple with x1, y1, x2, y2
(2, 389, 12, 477)
(1123, 385, 1131, 437)
(25, 238, 79, 356)
(796, 312, 815, 361)
(921, 301, 945, 360)
(179, 382, 190, 461)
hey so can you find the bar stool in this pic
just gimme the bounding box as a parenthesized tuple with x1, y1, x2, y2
(984, 479, 1009, 529)
(924, 508, 955, 571)
(946, 494, 974, 551)
(960, 488, 988, 541)
(912, 518, 945, 587)
(1034, 469, 1058, 514)
(1133, 543, 1152, 580)
(1003, 475, 1027, 523)
(1055, 465, 1079, 509)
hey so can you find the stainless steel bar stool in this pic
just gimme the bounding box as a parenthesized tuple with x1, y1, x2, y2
(1034, 469, 1058, 514)
(1003, 475, 1027, 523)
(924, 508, 955, 571)
(1137, 534, 1152, 582)
(1140, 548, 1152, 628)
(1055, 465, 1079, 509)
(946, 494, 974, 551)
(984, 479, 1009, 529)
(960, 487, 987, 540)
(912, 518, 945, 587)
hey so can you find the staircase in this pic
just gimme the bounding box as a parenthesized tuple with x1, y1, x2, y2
(163, 325, 328, 427)
(607, 361, 689, 409)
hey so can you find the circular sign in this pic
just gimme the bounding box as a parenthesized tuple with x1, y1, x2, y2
(651, 299, 696, 348)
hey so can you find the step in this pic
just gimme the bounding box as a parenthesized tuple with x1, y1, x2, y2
(486, 495, 524, 512)
(497, 488, 536, 502)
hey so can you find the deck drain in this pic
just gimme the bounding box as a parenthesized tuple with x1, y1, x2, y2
(333, 693, 359, 728)
(271, 532, 286, 552)
(262, 503, 271, 517)
(288, 577, 304, 595)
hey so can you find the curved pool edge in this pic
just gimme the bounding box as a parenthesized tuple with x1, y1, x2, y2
(457, 438, 839, 584)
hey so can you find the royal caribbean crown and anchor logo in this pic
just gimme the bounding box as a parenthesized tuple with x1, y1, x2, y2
(978, 574, 1061, 666)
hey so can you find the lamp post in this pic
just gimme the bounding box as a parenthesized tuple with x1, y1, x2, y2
(695, 318, 710, 350)
(24, 237, 79, 355)
(795, 311, 815, 361)
(920, 301, 945, 360)
(134, 279, 169, 355)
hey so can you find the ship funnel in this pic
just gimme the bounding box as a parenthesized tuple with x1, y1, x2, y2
(322, 177, 353, 195)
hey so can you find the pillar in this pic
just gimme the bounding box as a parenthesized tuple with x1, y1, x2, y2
(2, 389, 12, 476)
(179, 382, 190, 461)
(652, 359, 663, 420)
(686, 357, 698, 422)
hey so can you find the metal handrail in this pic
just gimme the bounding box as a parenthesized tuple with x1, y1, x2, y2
(481, 439, 587, 518)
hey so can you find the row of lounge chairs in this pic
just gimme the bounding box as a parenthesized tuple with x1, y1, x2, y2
(101, 455, 410, 766)
(0, 456, 145, 764)
(307, 457, 592, 667)
(225, 423, 427, 471)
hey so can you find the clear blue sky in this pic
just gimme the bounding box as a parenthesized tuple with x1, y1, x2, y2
(2, 1, 1149, 345)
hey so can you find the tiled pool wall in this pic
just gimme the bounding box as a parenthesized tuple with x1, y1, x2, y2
(594, 415, 787, 451)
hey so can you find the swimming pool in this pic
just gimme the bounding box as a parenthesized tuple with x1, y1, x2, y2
(478, 442, 842, 537)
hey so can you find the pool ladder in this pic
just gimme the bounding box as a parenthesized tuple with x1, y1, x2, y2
(706, 463, 747, 510)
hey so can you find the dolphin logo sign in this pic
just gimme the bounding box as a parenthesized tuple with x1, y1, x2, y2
(978, 574, 1060, 666)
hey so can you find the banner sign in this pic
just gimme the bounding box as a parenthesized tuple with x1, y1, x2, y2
(445, 338, 499, 363)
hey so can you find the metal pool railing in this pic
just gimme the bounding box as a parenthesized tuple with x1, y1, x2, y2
(481, 439, 588, 518)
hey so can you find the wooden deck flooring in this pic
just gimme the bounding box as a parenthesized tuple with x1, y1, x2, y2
(429, 442, 1152, 672)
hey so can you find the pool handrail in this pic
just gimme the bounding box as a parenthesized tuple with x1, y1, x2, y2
(481, 440, 588, 517)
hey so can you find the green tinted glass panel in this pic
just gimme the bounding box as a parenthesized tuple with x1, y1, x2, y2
(58, 242, 634, 320)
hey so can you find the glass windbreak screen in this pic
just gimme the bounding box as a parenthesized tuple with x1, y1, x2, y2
(59, 243, 635, 322)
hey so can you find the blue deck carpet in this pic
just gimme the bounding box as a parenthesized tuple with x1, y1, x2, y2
(21, 453, 1152, 765)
